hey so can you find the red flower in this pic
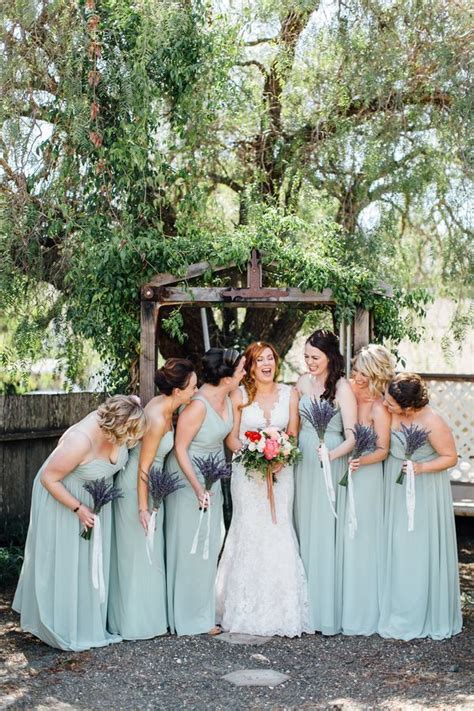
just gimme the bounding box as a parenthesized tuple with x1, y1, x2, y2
(245, 430, 261, 443)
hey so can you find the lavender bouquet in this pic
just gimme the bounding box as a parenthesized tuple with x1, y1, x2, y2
(192, 453, 232, 509)
(142, 466, 184, 564)
(394, 424, 430, 484)
(300, 397, 338, 518)
(145, 465, 184, 510)
(190, 453, 232, 560)
(81, 477, 123, 540)
(339, 424, 379, 486)
(300, 397, 337, 440)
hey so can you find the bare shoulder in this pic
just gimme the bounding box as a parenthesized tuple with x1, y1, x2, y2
(371, 399, 390, 422)
(59, 428, 93, 455)
(336, 377, 353, 396)
(425, 407, 452, 434)
(296, 373, 311, 394)
(230, 387, 243, 405)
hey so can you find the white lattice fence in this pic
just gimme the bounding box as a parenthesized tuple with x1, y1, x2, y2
(420, 374, 474, 483)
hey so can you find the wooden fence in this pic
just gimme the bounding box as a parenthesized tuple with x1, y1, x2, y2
(0, 393, 106, 531)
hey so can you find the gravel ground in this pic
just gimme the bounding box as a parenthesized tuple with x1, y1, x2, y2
(1, 521, 473, 711)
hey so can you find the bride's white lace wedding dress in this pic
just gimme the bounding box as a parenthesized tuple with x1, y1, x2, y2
(216, 384, 310, 637)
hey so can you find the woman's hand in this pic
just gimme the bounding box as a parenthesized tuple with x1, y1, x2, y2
(349, 458, 360, 472)
(317, 445, 337, 462)
(139, 509, 151, 533)
(76, 504, 95, 530)
(403, 460, 424, 475)
(195, 486, 210, 510)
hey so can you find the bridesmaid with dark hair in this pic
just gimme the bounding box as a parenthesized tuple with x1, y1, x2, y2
(379, 373, 462, 640)
(166, 348, 246, 636)
(108, 359, 197, 640)
(294, 329, 357, 635)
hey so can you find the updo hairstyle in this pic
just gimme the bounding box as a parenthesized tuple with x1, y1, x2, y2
(352, 344, 396, 397)
(97, 395, 147, 445)
(388, 373, 429, 410)
(155, 358, 195, 395)
(202, 347, 242, 386)
(306, 329, 345, 402)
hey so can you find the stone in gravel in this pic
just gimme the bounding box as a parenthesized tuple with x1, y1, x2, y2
(214, 633, 272, 645)
(222, 670, 289, 687)
(250, 653, 270, 663)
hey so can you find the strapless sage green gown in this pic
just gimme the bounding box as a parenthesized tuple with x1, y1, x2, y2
(294, 395, 348, 635)
(108, 430, 173, 639)
(165, 394, 232, 636)
(378, 432, 462, 640)
(12, 446, 128, 651)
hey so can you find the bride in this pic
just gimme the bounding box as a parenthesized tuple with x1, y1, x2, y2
(216, 341, 310, 637)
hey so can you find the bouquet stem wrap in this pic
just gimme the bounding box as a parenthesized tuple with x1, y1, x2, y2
(266, 466, 277, 525)
(347, 469, 358, 539)
(320, 443, 337, 518)
(405, 459, 416, 532)
(146, 510, 158, 565)
(190, 492, 211, 560)
(91, 515, 105, 603)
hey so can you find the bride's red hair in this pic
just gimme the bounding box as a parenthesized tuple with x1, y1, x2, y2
(240, 341, 280, 409)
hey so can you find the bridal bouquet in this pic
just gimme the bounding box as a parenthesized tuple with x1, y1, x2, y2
(190, 453, 232, 559)
(142, 466, 184, 564)
(300, 397, 337, 518)
(81, 477, 123, 602)
(339, 424, 379, 539)
(394, 423, 430, 532)
(236, 428, 300, 524)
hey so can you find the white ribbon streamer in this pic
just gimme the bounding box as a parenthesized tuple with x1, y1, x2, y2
(190, 491, 211, 560)
(91, 514, 105, 604)
(347, 468, 358, 539)
(146, 510, 157, 565)
(405, 459, 416, 532)
(320, 443, 337, 518)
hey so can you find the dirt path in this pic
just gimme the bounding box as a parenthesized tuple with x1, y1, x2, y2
(1, 525, 472, 710)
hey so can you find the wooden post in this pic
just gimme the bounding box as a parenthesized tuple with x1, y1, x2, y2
(353, 308, 370, 353)
(140, 300, 159, 405)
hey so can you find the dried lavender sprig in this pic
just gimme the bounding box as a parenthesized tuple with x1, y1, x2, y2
(300, 397, 337, 440)
(339, 424, 379, 486)
(144, 465, 185, 510)
(192, 452, 232, 491)
(81, 477, 123, 540)
(394, 423, 430, 484)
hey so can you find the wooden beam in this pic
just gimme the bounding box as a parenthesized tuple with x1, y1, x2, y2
(353, 308, 370, 352)
(140, 301, 159, 405)
(145, 286, 335, 305)
(145, 261, 238, 288)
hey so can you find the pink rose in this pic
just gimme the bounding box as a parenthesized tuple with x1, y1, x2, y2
(263, 427, 281, 441)
(263, 438, 281, 460)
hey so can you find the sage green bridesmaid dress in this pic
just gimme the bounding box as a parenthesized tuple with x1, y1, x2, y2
(340, 460, 384, 635)
(108, 430, 173, 639)
(12, 445, 128, 651)
(165, 394, 232, 636)
(378, 432, 462, 640)
(294, 395, 348, 635)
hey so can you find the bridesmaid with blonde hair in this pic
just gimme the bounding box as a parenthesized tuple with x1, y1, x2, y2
(13, 396, 146, 651)
(108, 359, 197, 640)
(340, 344, 394, 635)
(379, 373, 461, 640)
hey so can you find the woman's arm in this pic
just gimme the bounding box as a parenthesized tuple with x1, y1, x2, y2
(351, 401, 390, 470)
(410, 413, 458, 474)
(137, 417, 167, 531)
(225, 388, 243, 453)
(287, 387, 300, 437)
(40, 432, 96, 531)
(328, 379, 357, 461)
(174, 400, 208, 507)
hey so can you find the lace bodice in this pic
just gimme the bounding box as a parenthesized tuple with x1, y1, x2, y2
(239, 384, 291, 438)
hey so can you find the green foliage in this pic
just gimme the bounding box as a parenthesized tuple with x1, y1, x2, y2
(0, 547, 24, 586)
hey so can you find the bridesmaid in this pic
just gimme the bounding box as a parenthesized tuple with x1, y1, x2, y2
(12, 396, 146, 651)
(166, 348, 245, 636)
(108, 359, 197, 640)
(340, 344, 394, 635)
(294, 329, 357, 635)
(379, 373, 462, 640)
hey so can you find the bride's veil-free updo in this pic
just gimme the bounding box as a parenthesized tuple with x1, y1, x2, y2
(241, 341, 280, 409)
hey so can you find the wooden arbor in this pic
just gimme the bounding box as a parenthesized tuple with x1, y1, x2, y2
(140, 250, 382, 404)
